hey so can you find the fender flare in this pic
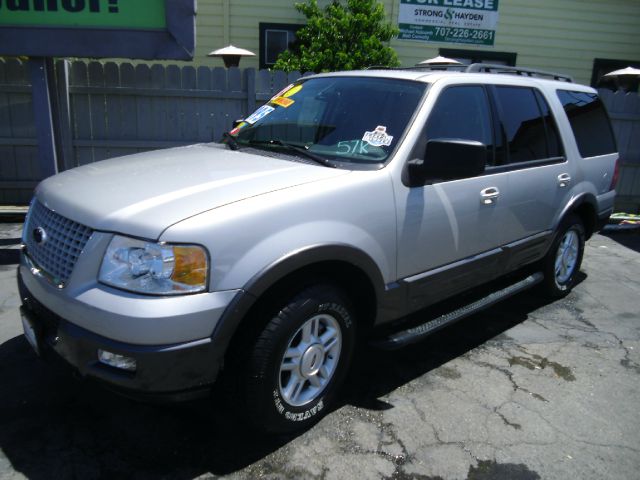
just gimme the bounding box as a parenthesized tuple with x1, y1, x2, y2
(210, 243, 387, 361)
(555, 192, 598, 236)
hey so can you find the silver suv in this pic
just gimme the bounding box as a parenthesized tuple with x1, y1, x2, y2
(18, 65, 619, 432)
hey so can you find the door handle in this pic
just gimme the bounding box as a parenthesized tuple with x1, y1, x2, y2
(480, 187, 500, 205)
(558, 173, 571, 188)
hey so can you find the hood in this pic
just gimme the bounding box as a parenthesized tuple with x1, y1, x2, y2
(36, 143, 349, 239)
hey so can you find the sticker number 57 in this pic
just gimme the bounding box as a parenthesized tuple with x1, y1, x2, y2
(337, 140, 369, 155)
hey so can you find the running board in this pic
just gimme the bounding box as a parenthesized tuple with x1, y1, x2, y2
(372, 272, 544, 350)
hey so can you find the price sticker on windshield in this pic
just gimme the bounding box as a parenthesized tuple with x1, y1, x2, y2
(271, 97, 295, 108)
(270, 83, 294, 101)
(362, 126, 393, 147)
(282, 85, 302, 97)
(245, 105, 274, 124)
(229, 121, 248, 135)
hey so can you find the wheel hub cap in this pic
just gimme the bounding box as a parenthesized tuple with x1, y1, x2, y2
(278, 313, 342, 407)
(301, 344, 324, 377)
(555, 230, 579, 284)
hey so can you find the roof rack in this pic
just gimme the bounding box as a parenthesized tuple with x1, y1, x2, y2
(465, 64, 573, 82)
(366, 63, 573, 82)
(367, 64, 466, 72)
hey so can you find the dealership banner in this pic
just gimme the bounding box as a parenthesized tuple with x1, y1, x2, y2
(398, 0, 499, 46)
(0, 0, 196, 60)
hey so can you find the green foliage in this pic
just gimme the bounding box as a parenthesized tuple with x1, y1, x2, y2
(273, 0, 400, 73)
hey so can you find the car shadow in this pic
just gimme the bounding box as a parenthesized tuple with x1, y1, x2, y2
(343, 284, 567, 409)
(0, 249, 20, 266)
(600, 230, 640, 253)
(0, 285, 567, 478)
(0, 237, 22, 247)
(0, 334, 300, 479)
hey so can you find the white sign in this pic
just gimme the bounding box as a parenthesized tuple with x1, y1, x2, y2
(363, 126, 393, 147)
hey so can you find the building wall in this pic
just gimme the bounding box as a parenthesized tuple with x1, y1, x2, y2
(195, 0, 640, 85)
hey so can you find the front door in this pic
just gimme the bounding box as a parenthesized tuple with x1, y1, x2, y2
(395, 85, 509, 310)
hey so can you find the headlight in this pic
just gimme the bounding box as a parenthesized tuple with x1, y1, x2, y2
(99, 235, 208, 295)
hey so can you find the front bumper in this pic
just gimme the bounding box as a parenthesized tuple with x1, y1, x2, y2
(18, 269, 224, 400)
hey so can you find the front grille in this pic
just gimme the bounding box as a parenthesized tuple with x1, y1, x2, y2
(23, 200, 93, 286)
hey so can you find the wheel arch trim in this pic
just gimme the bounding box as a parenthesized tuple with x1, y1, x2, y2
(555, 192, 598, 238)
(209, 243, 386, 363)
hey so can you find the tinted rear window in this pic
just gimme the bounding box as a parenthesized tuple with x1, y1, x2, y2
(556, 90, 617, 157)
(494, 86, 549, 163)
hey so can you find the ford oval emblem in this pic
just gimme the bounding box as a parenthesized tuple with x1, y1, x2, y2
(33, 227, 47, 245)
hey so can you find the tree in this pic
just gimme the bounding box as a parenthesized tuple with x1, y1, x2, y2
(273, 0, 400, 73)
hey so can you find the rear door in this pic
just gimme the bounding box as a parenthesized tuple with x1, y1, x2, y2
(492, 86, 572, 248)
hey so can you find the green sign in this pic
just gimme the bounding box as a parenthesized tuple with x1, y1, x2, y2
(0, 0, 166, 29)
(398, 0, 499, 46)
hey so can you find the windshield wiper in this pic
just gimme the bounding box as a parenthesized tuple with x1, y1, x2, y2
(248, 139, 337, 168)
(222, 132, 240, 151)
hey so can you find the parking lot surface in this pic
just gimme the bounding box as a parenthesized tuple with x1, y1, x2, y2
(1, 222, 639, 480)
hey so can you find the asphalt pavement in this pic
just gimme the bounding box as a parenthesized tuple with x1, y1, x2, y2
(1, 221, 639, 480)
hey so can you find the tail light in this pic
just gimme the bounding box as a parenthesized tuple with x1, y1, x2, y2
(610, 157, 620, 191)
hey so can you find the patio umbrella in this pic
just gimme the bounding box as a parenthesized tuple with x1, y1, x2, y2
(418, 56, 462, 66)
(207, 45, 255, 68)
(604, 66, 640, 77)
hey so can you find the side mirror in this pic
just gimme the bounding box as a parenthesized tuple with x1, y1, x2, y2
(408, 138, 486, 185)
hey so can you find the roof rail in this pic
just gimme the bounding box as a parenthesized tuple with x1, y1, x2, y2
(465, 64, 573, 82)
(366, 64, 467, 72)
(366, 63, 573, 82)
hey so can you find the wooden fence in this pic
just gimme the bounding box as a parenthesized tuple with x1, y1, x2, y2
(0, 59, 38, 204)
(63, 61, 304, 168)
(1, 58, 640, 211)
(0, 58, 303, 204)
(599, 89, 640, 213)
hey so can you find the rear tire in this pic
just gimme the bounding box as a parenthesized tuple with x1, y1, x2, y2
(539, 214, 585, 298)
(240, 284, 356, 433)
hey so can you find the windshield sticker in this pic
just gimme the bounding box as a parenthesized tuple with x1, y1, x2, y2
(271, 97, 295, 108)
(229, 121, 247, 136)
(271, 83, 294, 101)
(362, 126, 393, 147)
(283, 84, 302, 98)
(245, 105, 275, 124)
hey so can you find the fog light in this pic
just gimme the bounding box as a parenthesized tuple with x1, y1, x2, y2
(98, 349, 137, 372)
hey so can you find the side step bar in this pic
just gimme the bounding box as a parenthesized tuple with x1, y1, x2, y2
(372, 273, 544, 350)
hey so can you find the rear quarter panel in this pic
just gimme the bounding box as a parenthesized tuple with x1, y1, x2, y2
(538, 83, 618, 228)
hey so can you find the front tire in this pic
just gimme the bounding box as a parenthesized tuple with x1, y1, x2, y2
(242, 284, 356, 433)
(539, 214, 585, 298)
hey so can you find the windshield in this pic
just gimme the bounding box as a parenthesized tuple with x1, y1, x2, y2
(228, 76, 427, 166)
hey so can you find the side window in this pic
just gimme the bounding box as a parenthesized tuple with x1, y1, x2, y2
(494, 86, 549, 163)
(556, 90, 617, 157)
(534, 91, 563, 158)
(425, 86, 494, 165)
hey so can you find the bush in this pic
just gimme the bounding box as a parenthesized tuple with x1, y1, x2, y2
(273, 0, 400, 73)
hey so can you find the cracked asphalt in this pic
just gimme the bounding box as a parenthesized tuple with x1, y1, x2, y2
(1, 221, 639, 480)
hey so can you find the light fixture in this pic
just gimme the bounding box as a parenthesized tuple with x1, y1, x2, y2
(98, 349, 137, 372)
